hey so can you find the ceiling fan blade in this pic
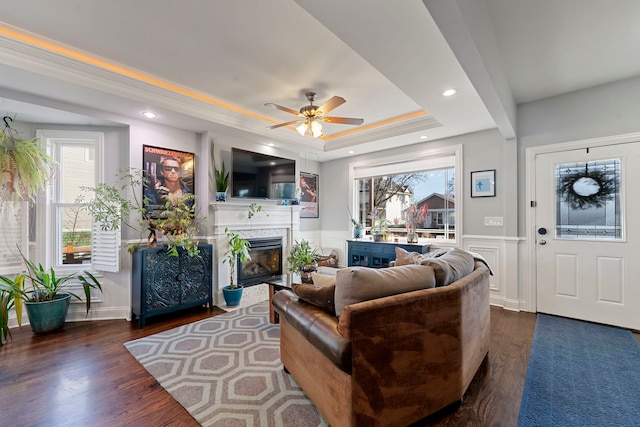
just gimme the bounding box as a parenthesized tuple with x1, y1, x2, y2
(322, 116, 364, 126)
(264, 103, 301, 116)
(317, 96, 346, 115)
(268, 119, 303, 129)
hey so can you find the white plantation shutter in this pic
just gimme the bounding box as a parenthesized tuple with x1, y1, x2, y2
(0, 203, 28, 275)
(91, 217, 120, 273)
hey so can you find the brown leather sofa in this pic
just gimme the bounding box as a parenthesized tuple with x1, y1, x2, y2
(272, 260, 491, 427)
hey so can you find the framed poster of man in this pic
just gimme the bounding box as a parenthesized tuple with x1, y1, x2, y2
(300, 172, 319, 218)
(143, 145, 195, 217)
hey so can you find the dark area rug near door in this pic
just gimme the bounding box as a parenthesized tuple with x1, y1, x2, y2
(518, 314, 640, 426)
(124, 301, 327, 426)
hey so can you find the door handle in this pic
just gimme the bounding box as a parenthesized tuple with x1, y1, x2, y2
(539, 239, 546, 245)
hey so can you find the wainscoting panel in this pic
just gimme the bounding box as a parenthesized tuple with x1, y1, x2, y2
(464, 235, 522, 311)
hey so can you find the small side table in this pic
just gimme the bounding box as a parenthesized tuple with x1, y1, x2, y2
(264, 275, 293, 324)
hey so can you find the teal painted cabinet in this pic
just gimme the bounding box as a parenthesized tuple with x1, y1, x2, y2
(131, 244, 213, 328)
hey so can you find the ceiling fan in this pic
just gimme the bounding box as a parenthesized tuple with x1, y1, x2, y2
(265, 91, 364, 138)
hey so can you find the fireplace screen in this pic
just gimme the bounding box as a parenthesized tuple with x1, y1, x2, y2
(238, 237, 283, 285)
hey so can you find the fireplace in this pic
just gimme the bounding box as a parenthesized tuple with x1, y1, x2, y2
(238, 237, 283, 286)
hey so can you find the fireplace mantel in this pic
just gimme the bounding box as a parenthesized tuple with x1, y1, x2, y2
(209, 202, 300, 306)
(210, 202, 300, 234)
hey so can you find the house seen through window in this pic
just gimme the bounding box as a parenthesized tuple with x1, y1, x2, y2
(352, 147, 459, 243)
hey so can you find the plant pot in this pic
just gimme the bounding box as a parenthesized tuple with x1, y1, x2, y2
(24, 293, 71, 334)
(215, 191, 227, 202)
(407, 233, 418, 243)
(353, 228, 364, 239)
(300, 262, 318, 284)
(222, 285, 243, 307)
(373, 233, 384, 242)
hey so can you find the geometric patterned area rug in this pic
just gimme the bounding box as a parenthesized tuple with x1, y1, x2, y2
(124, 301, 328, 427)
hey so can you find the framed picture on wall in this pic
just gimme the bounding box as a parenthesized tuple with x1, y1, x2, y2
(300, 172, 319, 218)
(142, 145, 195, 217)
(470, 169, 496, 198)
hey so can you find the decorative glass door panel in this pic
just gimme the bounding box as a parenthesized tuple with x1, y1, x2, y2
(555, 159, 621, 239)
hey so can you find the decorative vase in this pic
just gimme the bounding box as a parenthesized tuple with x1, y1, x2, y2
(215, 191, 227, 202)
(300, 261, 318, 284)
(406, 223, 418, 243)
(222, 285, 243, 307)
(354, 227, 364, 239)
(24, 293, 71, 334)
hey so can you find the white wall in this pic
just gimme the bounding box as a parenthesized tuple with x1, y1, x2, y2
(320, 128, 513, 238)
(517, 75, 640, 235)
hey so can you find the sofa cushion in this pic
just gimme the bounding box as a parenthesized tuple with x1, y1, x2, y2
(292, 283, 336, 316)
(334, 264, 436, 316)
(416, 248, 475, 287)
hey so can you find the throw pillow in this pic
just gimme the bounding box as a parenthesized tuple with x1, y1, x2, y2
(292, 283, 336, 316)
(311, 272, 336, 288)
(334, 264, 436, 316)
(416, 248, 474, 287)
(394, 247, 423, 266)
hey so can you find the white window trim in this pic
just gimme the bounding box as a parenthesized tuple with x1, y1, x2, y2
(348, 144, 463, 247)
(35, 130, 104, 277)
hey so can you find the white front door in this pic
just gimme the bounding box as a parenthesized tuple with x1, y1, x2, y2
(535, 142, 640, 330)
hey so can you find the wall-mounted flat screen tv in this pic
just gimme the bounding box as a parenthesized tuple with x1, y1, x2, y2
(231, 148, 296, 199)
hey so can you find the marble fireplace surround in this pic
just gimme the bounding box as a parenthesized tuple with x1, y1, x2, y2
(210, 203, 300, 306)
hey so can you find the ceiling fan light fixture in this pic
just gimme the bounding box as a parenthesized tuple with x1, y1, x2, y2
(296, 122, 308, 136)
(310, 120, 323, 137)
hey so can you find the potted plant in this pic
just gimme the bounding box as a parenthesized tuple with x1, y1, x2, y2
(369, 209, 389, 242)
(214, 160, 229, 202)
(0, 275, 22, 346)
(347, 205, 364, 239)
(222, 227, 251, 307)
(1, 248, 102, 334)
(78, 169, 203, 256)
(287, 239, 319, 283)
(0, 117, 57, 208)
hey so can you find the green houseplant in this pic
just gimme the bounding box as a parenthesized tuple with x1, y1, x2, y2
(0, 118, 57, 208)
(0, 275, 22, 346)
(78, 169, 203, 256)
(214, 160, 229, 202)
(222, 228, 251, 306)
(287, 239, 319, 283)
(348, 205, 364, 239)
(1, 248, 102, 334)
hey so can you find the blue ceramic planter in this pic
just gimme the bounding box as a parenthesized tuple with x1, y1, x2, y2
(25, 293, 71, 334)
(222, 285, 243, 307)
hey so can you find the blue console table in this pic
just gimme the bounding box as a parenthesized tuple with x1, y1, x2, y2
(347, 240, 430, 269)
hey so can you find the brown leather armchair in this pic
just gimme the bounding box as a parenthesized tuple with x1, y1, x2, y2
(272, 261, 490, 427)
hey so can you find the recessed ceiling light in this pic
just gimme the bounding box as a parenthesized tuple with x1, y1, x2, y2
(348, 150, 354, 154)
(270, 162, 276, 165)
(420, 135, 428, 140)
(142, 111, 158, 119)
(442, 89, 457, 97)
(267, 143, 275, 147)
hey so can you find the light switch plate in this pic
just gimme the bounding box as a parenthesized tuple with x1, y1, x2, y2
(484, 216, 503, 226)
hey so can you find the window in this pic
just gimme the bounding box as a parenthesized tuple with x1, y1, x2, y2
(36, 130, 103, 269)
(0, 203, 28, 275)
(350, 145, 461, 244)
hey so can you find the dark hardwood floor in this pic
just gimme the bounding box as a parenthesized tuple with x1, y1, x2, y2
(0, 305, 577, 426)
